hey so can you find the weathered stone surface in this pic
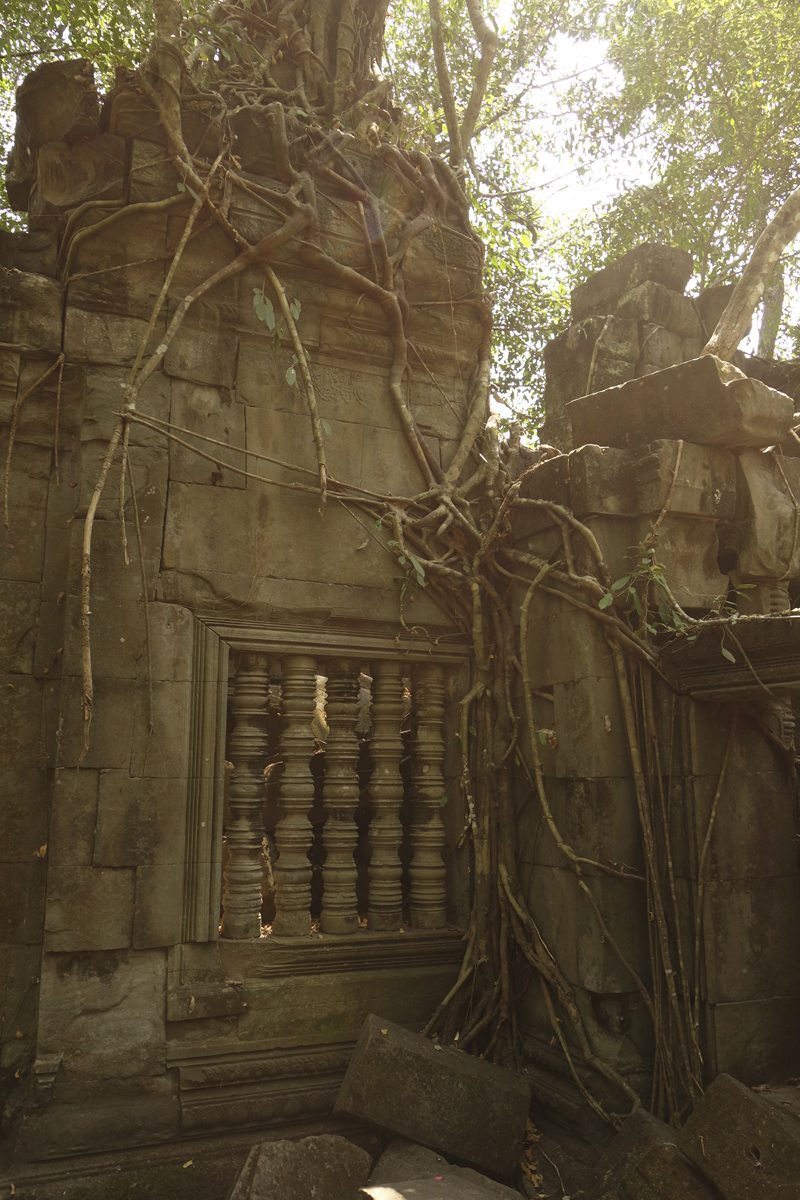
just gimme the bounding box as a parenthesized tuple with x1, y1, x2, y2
(44, 863, 135, 951)
(569, 444, 635, 516)
(595, 1108, 715, 1199)
(0, 267, 63, 354)
(34, 134, 125, 211)
(568, 355, 793, 452)
(335, 1014, 530, 1177)
(719, 451, 800, 579)
(15, 59, 99, 149)
(571, 244, 693, 322)
(679, 1073, 800, 1199)
(0, 228, 58, 276)
(37, 948, 167, 1081)
(610, 281, 703, 340)
(712, 998, 800, 1084)
(636, 323, 683, 376)
(226, 1134, 371, 1200)
(633, 440, 736, 520)
(696, 283, 736, 340)
(169, 379, 245, 488)
(370, 1139, 519, 1196)
(631, 512, 729, 607)
(362, 1180, 505, 1200)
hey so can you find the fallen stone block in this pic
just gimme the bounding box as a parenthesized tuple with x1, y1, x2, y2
(567, 354, 793, 452)
(571, 244, 693, 322)
(226, 1134, 371, 1200)
(335, 1014, 530, 1178)
(679, 1072, 800, 1200)
(370, 1139, 518, 1196)
(596, 1109, 717, 1199)
(362, 1180, 502, 1200)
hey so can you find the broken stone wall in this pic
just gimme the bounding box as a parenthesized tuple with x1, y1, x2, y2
(514, 245, 800, 1131)
(0, 60, 480, 1164)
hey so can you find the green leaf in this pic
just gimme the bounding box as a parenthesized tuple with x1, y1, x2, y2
(285, 365, 296, 386)
(177, 181, 186, 193)
(439, 795, 448, 807)
(611, 574, 630, 591)
(538, 730, 546, 745)
(721, 646, 736, 663)
(468, 725, 478, 737)
(598, 592, 614, 609)
(397, 555, 406, 565)
(514, 755, 521, 767)
(632, 592, 643, 617)
(321, 419, 332, 437)
(289, 297, 301, 320)
(186, 185, 201, 203)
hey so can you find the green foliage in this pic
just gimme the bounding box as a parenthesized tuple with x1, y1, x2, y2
(565, 0, 800, 299)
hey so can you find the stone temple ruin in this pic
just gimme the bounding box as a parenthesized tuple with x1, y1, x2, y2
(2, 55, 800, 1200)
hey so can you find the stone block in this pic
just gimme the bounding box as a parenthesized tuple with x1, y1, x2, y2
(696, 284, 736, 340)
(82, 367, 170, 447)
(49, 767, 99, 866)
(611, 281, 703, 340)
(523, 777, 643, 878)
(719, 451, 800, 579)
(601, 1137, 716, 1198)
(76, 440, 168, 523)
(679, 1072, 800, 1199)
(689, 770, 798, 882)
(63, 305, 166, 365)
(3, 358, 84, 451)
(523, 605, 616, 689)
(0, 266, 63, 354)
(701, 876, 800, 1004)
(130, 679, 192, 778)
(0, 860, 46, 944)
(227, 1134, 371, 1200)
(568, 355, 793, 452)
(37, 947, 168, 1080)
(370, 1139, 521, 1196)
(35, 134, 125, 212)
(169, 379, 246, 488)
(362, 1181, 506, 1200)
(571, 244, 693, 322)
(44, 863, 135, 951)
(56, 674, 134, 770)
(360, 422, 429, 496)
(133, 863, 183, 948)
(164, 301, 238, 388)
(630, 512, 729, 608)
(0, 671, 42, 768)
(633, 440, 736, 521)
(0, 228, 58, 276)
(554, 675, 630, 778)
(711, 997, 800, 1084)
(143, 602, 195, 681)
(0, 578, 40, 672)
(334, 1014, 530, 1177)
(0, 765, 47, 860)
(569, 444, 635, 516)
(636, 323, 682, 376)
(229, 108, 278, 176)
(167, 223, 239, 305)
(15, 59, 100, 151)
(128, 137, 180, 202)
(94, 771, 186, 868)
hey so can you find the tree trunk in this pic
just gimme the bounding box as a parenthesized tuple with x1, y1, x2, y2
(703, 187, 800, 361)
(757, 263, 784, 358)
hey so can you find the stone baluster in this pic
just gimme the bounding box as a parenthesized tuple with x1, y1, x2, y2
(367, 660, 405, 930)
(409, 663, 447, 928)
(220, 652, 270, 939)
(320, 658, 360, 934)
(272, 654, 316, 936)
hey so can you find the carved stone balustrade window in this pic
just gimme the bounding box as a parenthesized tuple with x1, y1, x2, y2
(219, 652, 450, 938)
